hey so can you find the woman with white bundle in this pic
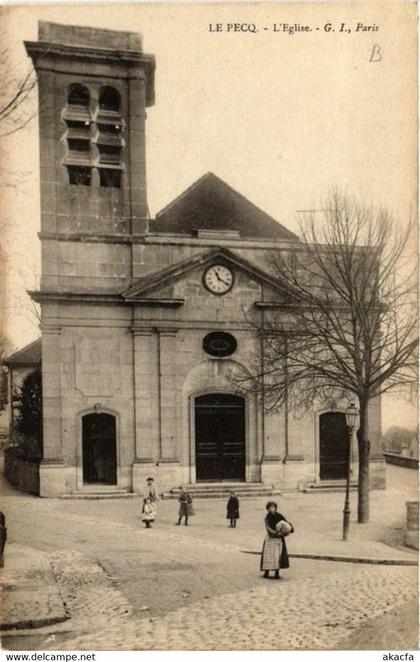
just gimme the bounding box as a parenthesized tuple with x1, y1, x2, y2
(260, 501, 294, 579)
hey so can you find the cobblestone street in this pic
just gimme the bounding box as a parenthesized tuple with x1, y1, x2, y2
(1, 463, 418, 650)
(26, 552, 419, 650)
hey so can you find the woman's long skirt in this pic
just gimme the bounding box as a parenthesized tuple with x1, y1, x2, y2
(260, 535, 290, 570)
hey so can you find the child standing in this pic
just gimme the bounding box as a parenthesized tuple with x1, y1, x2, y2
(226, 491, 239, 528)
(145, 477, 158, 504)
(142, 497, 156, 528)
(176, 486, 194, 526)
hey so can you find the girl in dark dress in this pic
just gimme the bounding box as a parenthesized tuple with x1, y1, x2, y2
(260, 501, 294, 579)
(226, 491, 240, 528)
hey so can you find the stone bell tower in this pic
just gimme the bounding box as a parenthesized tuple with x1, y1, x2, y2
(25, 21, 155, 293)
(24, 23, 155, 496)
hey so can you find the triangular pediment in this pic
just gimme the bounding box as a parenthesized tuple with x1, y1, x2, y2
(151, 172, 299, 241)
(123, 247, 296, 300)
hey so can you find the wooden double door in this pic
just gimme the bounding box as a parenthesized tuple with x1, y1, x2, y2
(195, 393, 246, 481)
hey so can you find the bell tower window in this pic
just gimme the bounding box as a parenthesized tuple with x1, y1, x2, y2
(97, 86, 123, 188)
(67, 166, 91, 186)
(99, 86, 121, 112)
(64, 84, 92, 185)
(68, 83, 90, 107)
(99, 169, 122, 188)
(62, 83, 124, 188)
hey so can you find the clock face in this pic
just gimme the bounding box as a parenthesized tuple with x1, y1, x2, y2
(203, 264, 234, 295)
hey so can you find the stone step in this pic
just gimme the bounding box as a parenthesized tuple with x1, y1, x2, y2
(302, 483, 358, 494)
(162, 491, 283, 500)
(161, 486, 282, 500)
(60, 491, 138, 500)
(168, 482, 274, 491)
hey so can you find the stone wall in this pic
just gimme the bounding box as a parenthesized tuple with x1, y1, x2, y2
(405, 501, 419, 550)
(38, 287, 384, 494)
(384, 453, 419, 470)
(4, 449, 40, 496)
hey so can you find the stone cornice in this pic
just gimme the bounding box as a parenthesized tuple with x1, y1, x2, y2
(125, 298, 184, 308)
(40, 324, 62, 335)
(38, 232, 133, 244)
(25, 41, 155, 105)
(30, 290, 123, 305)
(24, 40, 154, 68)
(30, 290, 184, 308)
(154, 327, 179, 337)
(131, 327, 154, 337)
(132, 325, 179, 336)
(38, 231, 302, 251)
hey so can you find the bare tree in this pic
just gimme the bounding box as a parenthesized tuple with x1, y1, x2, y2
(0, 36, 36, 139)
(237, 191, 417, 523)
(12, 266, 41, 329)
(0, 30, 37, 198)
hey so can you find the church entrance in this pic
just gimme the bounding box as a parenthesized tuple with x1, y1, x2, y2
(319, 412, 347, 480)
(195, 393, 246, 481)
(82, 413, 117, 485)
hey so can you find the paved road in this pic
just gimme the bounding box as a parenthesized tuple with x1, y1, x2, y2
(1, 463, 418, 650)
(4, 547, 417, 651)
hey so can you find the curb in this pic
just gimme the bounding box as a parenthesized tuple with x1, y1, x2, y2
(0, 614, 69, 632)
(241, 550, 418, 566)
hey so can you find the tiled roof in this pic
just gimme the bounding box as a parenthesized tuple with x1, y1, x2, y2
(152, 172, 299, 241)
(5, 338, 42, 367)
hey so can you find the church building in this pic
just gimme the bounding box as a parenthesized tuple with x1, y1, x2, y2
(24, 22, 384, 497)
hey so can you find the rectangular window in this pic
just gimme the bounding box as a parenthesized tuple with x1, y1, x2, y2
(97, 123, 122, 135)
(99, 168, 121, 188)
(68, 139, 90, 152)
(98, 145, 121, 165)
(67, 166, 91, 186)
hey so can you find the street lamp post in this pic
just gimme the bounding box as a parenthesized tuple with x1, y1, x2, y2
(343, 402, 359, 541)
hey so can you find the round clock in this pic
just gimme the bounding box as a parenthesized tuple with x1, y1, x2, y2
(203, 264, 234, 295)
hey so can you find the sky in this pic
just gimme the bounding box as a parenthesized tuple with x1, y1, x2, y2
(0, 1, 417, 431)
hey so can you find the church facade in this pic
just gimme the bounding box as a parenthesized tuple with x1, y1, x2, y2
(25, 22, 384, 497)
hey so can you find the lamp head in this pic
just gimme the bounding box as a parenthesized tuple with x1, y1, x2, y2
(345, 402, 359, 429)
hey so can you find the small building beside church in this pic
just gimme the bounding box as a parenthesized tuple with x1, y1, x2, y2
(21, 21, 384, 497)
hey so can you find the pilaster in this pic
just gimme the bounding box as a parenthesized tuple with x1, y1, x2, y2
(40, 325, 66, 495)
(132, 327, 159, 462)
(156, 328, 179, 462)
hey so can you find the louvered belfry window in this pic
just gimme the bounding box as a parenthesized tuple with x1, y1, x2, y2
(96, 87, 123, 187)
(63, 84, 124, 188)
(64, 84, 92, 184)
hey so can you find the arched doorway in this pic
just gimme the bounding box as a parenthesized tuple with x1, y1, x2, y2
(195, 393, 245, 481)
(319, 412, 347, 480)
(82, 413, 117, 485)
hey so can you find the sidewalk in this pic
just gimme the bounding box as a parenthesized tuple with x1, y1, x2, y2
(0, 543, 68, 631)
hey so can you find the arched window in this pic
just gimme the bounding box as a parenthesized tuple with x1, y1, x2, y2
(99, 86, 121, 112)
(68, 83, 90, 106)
